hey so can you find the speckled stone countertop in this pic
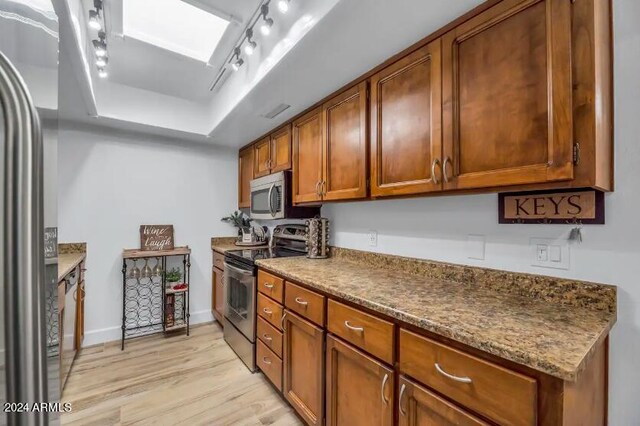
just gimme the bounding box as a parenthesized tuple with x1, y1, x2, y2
(58, 243, 87, 281)
(256, 249, 616, 381)
(211, 236, 267, 253)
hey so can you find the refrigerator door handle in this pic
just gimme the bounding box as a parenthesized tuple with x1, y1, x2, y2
(0, 51, 49, 424)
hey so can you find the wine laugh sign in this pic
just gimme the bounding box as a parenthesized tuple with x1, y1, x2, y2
(140, 225, 175, 251)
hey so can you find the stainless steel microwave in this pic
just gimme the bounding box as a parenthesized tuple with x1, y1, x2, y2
(250, 171, 320, 220)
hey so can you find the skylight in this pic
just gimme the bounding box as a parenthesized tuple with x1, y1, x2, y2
(123, 0, 229, 62)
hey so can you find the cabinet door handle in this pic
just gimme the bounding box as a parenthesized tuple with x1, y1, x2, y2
(443, 156, 452, 183)
(321, 180, 327, 196)
(281, 311, 287, 331)
(262, 307, 273, 316)
(262, 356, 272, 365)
(431, 158, 441, 184)
(399, 383, 407, 416)
(315, 181, 321, 196)
(263, 282, 274, 289)
(435, 362, 472, 383)
(344, 320, 364, 333)
(380, 373, 389, 405)
(262, 333, 272, 342)
(294, 297, 308, 306)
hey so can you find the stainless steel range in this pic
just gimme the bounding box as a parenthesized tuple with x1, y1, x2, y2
(223, 224, 307, 371)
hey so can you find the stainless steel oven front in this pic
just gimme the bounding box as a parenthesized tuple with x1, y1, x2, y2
(250, 171, 285, 220)
(223, 258, 257, 371)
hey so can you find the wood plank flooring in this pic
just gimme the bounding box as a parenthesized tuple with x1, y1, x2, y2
(61, 323, 301, 425)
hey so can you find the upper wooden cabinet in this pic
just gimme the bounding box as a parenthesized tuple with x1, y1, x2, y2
(238, 147, 253, 208)
(322, 82, 369, 201)
(442, 0, 574, 191)
(254, 125, 293, 178)
(370, 40, 443, 197)
(293, 83, 369, 204)
(293, 107, 324, 204)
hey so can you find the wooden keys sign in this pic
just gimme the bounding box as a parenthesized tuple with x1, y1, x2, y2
(140, 225, 174, 251)
(499, 189, 604, 224)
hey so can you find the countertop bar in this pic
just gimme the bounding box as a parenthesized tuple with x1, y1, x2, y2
(58, 252, 86, 281)
(255, 250, 616, 382)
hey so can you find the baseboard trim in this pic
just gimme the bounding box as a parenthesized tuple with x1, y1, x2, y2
(82, 309, 216, 347)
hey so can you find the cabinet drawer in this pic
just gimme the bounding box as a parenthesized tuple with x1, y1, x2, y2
(257, 315, 283, 358)
(257, 339, 282, 391)
(257, 293, 284, 331)
(399, 329, 537, 426)
(258, 270, 284, 303)
(327, 299, 395, 365)
(213, 251, 225, 270)
(285, 281, 325, 326)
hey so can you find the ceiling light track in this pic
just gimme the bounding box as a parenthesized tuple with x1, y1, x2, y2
(88, 0, 110, 79)
(209, 0, 294, 91)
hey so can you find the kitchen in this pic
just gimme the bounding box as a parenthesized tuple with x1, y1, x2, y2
(1, 0, 638, 425)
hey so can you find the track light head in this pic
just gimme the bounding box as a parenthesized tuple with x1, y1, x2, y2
(89, 9, 102, 30)
(244, 28, 256, 55)
(278, 0, 290, 14)
(232, 58, 244, 71)
(98, 67, 108, 78)
(260, 4, 273, 35)
(96, 56, 108, 67)
(93, 31, 107, 57)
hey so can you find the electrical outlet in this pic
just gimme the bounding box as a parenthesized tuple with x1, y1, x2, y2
(530, 238, 569, 270)
(368, 230, 378, 247)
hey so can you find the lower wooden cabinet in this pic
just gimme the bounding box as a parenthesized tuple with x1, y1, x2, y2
(326, 335, 394, 426)
(398, 376, 489, 426)
(283, 310, 325, 426)
(212, 267, 224, 324)
(257, 339, 283, 392)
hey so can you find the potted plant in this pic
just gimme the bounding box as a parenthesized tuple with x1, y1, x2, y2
(164, 267, 182, 289)
(221, 211, 253, 240)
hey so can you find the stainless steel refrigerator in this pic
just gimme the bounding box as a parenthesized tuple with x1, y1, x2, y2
(1, 0, 60, 424)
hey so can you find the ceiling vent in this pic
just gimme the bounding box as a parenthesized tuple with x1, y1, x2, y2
(261, 103, 291, 119)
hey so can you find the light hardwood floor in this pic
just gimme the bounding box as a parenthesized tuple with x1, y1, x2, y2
(61, 323, 301, 426)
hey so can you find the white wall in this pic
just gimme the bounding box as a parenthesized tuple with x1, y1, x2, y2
(325, 0, 640, 422)
(57, 126, 237, 345)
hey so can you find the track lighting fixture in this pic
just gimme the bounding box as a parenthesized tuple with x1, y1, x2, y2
(244, 28, 256, 55)
(278, 0, 290, 14)
(96, 56, 108, 67)
(88, 0, 103, 31)
(260, 4, 273, 36)
(232, 58, 244, 71)
(230, 47, 243, 71)
(98, 67, 108, 78)
(92, 31, 107, 57)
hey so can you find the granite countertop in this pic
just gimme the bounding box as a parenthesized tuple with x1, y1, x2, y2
(58, 252, 86, 281)
(255, 254, 616, 382)
(211, 236, 267, 253)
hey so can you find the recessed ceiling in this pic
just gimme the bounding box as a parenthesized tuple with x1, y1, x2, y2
(123, 0, 230, 62)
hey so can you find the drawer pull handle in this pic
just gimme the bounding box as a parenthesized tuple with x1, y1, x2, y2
(380, 373, 389, 405)
(294, 297, 308, 306)
(262, 356, 272, 365)
(263, 283, 274, 289)
(262, 333, 272, 342)
(281, 311, 287, 332)
(344, 321, 364, 333)
(262, 308, 273, 316)
(399, 383, 407, 416)
(435, 363, 472, 384)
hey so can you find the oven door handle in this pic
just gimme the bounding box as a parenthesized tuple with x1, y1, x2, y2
(224, 262, 254, 276)
(268, 183, 276, 217)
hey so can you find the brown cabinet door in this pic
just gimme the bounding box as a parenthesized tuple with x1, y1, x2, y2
(238, 147, 254, 208)
(370, 40, 443, 197)
(322, 82, 369, 201)
(254, 137, 272, 178)
(326, 335, 394, 426)
(293, 107, 324, 204)
(283, 310, 324, 426)
(270, 124, 292, 173)
(442, 0, 573, 190)
(212, 267, 224, 324)
(398, 376, 490, 426)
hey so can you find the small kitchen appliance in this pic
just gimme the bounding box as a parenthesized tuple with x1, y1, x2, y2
(223, 224, 308, 371)
(250, 171, 320, 220)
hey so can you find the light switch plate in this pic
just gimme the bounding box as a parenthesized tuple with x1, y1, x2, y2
(530, 238, 569, 270)
(467, 235, 485, 260)
(368, 230, 378, 247)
